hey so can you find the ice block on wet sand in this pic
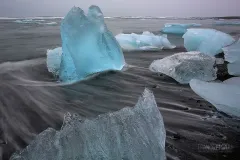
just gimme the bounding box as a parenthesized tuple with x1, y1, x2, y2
(11, 89, 166, 160)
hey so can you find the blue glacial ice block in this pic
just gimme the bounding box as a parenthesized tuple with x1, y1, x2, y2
(10, 89, 166, 160)
(161, 23, 201, 35)
(149, 52, 217, 84)
(183, 29, 235, 56)
(190, 78, 240, 118)
(115, 31, 175, 51)
(59, 6, 125, 82)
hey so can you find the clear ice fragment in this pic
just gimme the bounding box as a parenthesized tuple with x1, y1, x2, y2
(46, 47, 62, 76)
(149, 52, 217, 84)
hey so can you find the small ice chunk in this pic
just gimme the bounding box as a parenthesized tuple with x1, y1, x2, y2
(183, 29, 235, 56)
(10, 89, 166, 160)
(149, 52, 217, 84)
(161, 23, 201, 35)
(190, 78, 240, 118)
(115, 32, 176, 51)
(59, 6, 125, 82)
(46, 47, 62, 76)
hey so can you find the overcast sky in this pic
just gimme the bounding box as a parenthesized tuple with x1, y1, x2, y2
(1, 0, 239, 17)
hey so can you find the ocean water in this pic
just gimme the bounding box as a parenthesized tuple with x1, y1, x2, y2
(0, 17, 240, 160)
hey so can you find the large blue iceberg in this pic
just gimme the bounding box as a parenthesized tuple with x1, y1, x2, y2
(10, 89, 166, 160)
(223, 39, 240, 76)
(161, 23, 201, 35)
(190, 78, 240, 118)
(115, 31, 175, 51)
(183, 29, 235, 56)
(48, 6, 125, 82)
(149, 52, 217, 84)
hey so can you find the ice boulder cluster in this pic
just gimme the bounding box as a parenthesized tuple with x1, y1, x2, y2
(149, 52, 217, 84)
(161, 23, 201, 35)
(46, 5, 125, 83)
(115, 31, 176, 51)
(150, 27, 240, 117)
(10, 89, 166, 160)
(223, 39, 240, 76)
(183, 29, 235, 56)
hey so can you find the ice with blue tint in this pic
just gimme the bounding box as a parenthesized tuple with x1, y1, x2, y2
(59, 6, 125, 82)
(46, 47, 62, 76)
(149, 52, 217, 84)
(183, 29, 235, 56)
(214, 20, 240, 26)
(161, 23, 201, 35)
(190, 78, 240, 118)
(10, 89, 166, 160)
(115, 31, 175, 51)
(223, 39, 240, 76)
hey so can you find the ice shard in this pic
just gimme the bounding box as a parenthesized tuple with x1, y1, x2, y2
(59, 6, 125, 82)
(190, 78, 240, 118)
(149, 52, 217, 84)
(10, 89, 166, 160)
(115, 31, 176, 51)
(161, 23, 201, 35)
(46, 47, 62, 76)
(183, 29, 235, 56)
(222, 39, 240, 76)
